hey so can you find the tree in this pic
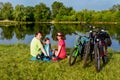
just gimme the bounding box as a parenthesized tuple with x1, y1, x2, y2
(13, 5, 25, 21)
(0, 2, 3, 20)
(76, 11, 84, 21)
(0, 2, 3, 10)
(52, 1, 64, 18)
(114, 11, 120, 21)
(34, 3, 51, 22)
(102, 11, 112, 22)
(22, 6, 34, 21)
(109, 4, 120, 11)
(1, 2, 13, 20)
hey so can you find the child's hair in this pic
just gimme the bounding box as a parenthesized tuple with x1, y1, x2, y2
(44, 37, 50, 42)
(44, 37, 52, 49)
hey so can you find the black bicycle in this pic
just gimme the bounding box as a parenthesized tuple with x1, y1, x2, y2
(83, 28, 96, 68)
(94, 29, 110, 72)
(83, 27, 110, 72)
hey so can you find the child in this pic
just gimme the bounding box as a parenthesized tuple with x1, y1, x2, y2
(44, 37, 53, 57)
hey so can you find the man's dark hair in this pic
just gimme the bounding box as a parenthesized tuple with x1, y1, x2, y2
(35, 31, 42, 37)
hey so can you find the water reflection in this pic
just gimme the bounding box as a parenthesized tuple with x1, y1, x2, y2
(0, 23, 120, 51)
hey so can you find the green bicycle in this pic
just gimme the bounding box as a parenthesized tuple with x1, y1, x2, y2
(69, 32, 89, 66)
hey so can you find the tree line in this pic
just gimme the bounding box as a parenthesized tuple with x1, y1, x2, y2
(0, 1, 120, 22)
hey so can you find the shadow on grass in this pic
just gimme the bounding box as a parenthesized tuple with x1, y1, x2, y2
(82, 52, 114, 72)
(99, 52, 113, 72)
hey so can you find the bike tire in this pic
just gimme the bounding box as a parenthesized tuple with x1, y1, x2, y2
(102, 46, 108, 64)
(69, 48, 78, 66)
(102, 55, 108, 64)
(83, 41, 90, 68)
(94, 43, 101, 72)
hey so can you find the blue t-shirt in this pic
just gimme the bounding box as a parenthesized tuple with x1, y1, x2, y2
(44, 44, 52, 57)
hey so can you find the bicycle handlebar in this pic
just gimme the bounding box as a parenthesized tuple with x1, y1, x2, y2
(74, 32, 89, 38)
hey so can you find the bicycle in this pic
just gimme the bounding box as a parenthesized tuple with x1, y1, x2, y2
(83, 27, 96, 68)
(83, 27, 110, 72)
(69, 32, 89, 66)
(94, 29, 110, 72)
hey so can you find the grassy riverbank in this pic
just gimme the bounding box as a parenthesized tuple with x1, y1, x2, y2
(0, 44, 120, 80)
(0, 20, 120, 25)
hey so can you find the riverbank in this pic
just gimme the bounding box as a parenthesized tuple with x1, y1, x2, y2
(0, 44, 120, 80)
(0, 20, 120, 26)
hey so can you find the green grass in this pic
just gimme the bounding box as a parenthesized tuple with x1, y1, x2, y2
(0, 44, 120, 80)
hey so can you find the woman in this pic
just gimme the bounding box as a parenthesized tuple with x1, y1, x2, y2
(55, 32, 67, 59)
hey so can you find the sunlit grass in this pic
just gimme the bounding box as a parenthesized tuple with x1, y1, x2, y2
(0, 44, 120, 80)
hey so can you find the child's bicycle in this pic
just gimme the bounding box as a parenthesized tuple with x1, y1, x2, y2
(69, 32, 89, 66)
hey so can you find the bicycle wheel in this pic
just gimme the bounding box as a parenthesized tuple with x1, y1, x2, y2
(102, 46, 108, 64)
(69, 48, 78, 66)
(83, 41, 90, 68)
(102, 55, 108, 64)
(94, 43, 100, 72)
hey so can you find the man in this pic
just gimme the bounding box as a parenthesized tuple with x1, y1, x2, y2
(30, 31, 47, 60)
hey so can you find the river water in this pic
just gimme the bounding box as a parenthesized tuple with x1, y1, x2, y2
(0, 23, 120, 51)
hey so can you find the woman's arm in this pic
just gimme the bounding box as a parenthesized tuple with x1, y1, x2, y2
(56, 45, 62, 56)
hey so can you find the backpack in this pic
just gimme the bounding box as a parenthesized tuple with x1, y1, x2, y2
(105, 33, 112, 47)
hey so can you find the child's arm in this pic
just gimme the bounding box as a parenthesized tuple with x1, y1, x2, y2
(45, 44, 50, 56)
(41, 47, 48, 56)
(47, 45, 50, 56)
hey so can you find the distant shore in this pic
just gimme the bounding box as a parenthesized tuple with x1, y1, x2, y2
(0, 20, 120, 25)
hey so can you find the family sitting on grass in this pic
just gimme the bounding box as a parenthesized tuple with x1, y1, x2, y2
(30, 31, 67, 61)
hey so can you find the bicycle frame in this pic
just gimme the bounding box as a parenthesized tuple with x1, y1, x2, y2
(73, 46, 79, 57)
(74, 35, 88, 55)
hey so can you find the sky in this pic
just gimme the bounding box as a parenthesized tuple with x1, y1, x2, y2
(0, 0, 120, 11)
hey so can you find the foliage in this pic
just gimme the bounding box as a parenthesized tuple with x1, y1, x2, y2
(0, 1, 120, 22)
(51, 1, 64, 19)
(34, 3, 51, 22)
(13, 5, 25, 21)
(0, 2, 13, 20)
(0, 44, 120, 80)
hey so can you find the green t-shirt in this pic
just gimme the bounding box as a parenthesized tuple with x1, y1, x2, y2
(30, 37, 43, 57)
